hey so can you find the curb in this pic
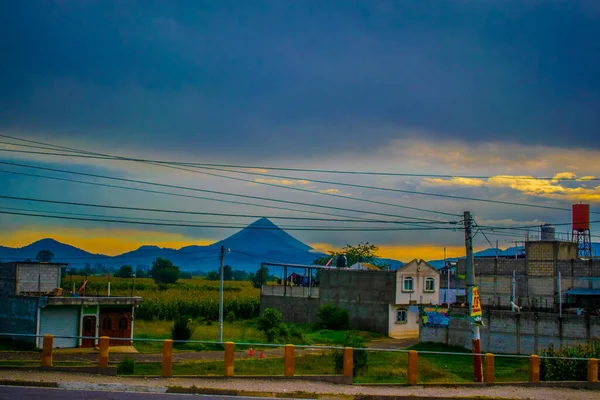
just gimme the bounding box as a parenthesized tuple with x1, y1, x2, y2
(167, 387, 339, 398)
(0, 379, 59, 388)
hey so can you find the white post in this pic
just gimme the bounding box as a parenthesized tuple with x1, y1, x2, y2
(558, 271, 562, 318)
(511, 271, 516, 312)
(107, 277, 111, 297)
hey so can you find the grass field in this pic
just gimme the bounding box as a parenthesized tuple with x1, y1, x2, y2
(62, 276, 260, 320)
(133, 319, 384, 353)
(122, 342, 530, 384)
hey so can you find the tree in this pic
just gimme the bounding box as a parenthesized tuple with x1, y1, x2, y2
(179, 271, 193, 279)
(221, 265, 233, 281)
(314, 242, 388, 270)
(257, 308, 282, 343)
(150, 257, 180, 284)
(232, 269, 249, 281)
(206, 271, 219, 281)
(116, 265, 133, 278)
(36, 250, 54, 262)
(135, 267, 147, 278)
(251, 266, 269, 288)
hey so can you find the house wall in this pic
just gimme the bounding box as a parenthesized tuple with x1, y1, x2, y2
(260, 294, 320, 324)
(395, 261, 440, 305)
(0, 264, 17, 297)
(16, 264, 61, 294)
(388, 304, 420, 339)
(420, 310, 600, 354)
(0, 296, 39, 344)
(319, 269, 396, 335)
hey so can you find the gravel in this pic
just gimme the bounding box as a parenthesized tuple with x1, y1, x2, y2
(0, 370, 598, 399)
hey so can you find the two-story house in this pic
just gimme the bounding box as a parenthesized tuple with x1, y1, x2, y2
(389, 259, 440, 338)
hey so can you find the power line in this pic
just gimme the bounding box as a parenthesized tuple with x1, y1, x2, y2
(0, 205, 448, 229)
(1, 136, 597, 181)
(0, 145, 461, 218)
(2, 146, 595, 215)
(0, 210, 459, 231)
(0, 162, 449, 223)
(0, 195, 450, 225)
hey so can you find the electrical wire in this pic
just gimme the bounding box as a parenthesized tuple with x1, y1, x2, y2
(0, 195, 451, 225)
(0, 210, 459, 231)
(0, 163, 450, 223)
(1, 136, 597, 181)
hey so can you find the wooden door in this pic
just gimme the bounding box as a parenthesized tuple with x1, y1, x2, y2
(100, 310, 132, 346)
(82, 316, 96, 348)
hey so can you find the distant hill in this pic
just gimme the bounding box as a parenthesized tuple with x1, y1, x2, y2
(3, 222, 597, 273)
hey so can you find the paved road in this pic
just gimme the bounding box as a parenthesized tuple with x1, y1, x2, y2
(0, 386, 300, 400)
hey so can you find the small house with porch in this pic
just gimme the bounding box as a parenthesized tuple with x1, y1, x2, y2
(0, 262, 142, 348)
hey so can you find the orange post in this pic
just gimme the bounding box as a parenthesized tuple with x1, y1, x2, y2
(588, 358, 598, 383)
(484, 353, 495, 384)
(99, 336, 110, 368)
(343, 347, 353, 377)
(529, 355, 540, 383)
(408, 350, 418, 385)
(224, 342, 234, 377)
(162, 339, 173, 378)
(41, 334, 53, 367)
(284, 344, 295, 377)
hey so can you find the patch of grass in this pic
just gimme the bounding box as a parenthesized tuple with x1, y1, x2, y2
(132, 353, 335, 377)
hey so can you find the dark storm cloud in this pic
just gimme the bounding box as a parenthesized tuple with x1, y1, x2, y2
(1, 0, 599, 159)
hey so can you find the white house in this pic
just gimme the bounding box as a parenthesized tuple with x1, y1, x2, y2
(388, 259, 440, 339)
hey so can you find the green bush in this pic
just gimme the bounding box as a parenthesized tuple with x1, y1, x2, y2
(333, 332, 368, 377)
(117, 357, 136, 375)
(257, 308, 282, 342)
(317, 304, 350, 330)
(541, 342, 600, 381)
(171, 316, 193, 342)
(278, 323, 290, 340)
(225, 311, 236, 323)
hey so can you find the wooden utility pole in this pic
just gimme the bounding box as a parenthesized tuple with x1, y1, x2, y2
(464, 211, 483, 382)
(219, 245, 225, 342)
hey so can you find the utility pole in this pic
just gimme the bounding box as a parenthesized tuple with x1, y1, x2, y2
(219, 245, 225, 342)
(463, 211, 483, 382)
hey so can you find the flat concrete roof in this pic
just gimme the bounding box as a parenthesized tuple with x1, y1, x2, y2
(44, 296, 143, 306)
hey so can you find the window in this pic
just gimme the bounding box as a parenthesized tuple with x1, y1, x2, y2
(403, 277, 414, 292)
(396, 309, 407, 323)
(425, 278, 435, 292)
(102, 316, 112, 331)
(119, 316, 128, 330)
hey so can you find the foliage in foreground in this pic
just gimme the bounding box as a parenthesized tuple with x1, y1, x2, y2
(117, 357, 136, 375)
(317, 304, 350, 330)
(541, 341, 600, 381)
(257, 308, 282, 342)
(172, 316, 193, 342)
(333, 331, 368, 376)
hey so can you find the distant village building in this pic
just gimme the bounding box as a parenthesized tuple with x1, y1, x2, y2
(0, 262, 142, 348)
(260, 259, 441, 338)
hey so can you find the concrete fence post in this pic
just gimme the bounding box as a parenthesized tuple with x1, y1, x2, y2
(588, 358, 598, 383)
(484, 353, 495, 384)
(224, 342, 234, 377)
(99, 336, 110, 368)
(529, 355, 540, 383)
(343, 347, 353, 378)
(408, 350, 418, 385)
(162, 339, 173, 378)
(284, 344, 295, 377)
(41, 334, 53, 367)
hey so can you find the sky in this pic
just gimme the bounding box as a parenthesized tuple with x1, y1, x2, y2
(1, 1, 599, 261)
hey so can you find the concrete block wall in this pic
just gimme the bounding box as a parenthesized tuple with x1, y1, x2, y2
(420, 310, 600, 355)
(17, 264, 61, 293)
(0, 296, 39, 344)
(260, 295, 320, 324)
(0, 264, 17, 297)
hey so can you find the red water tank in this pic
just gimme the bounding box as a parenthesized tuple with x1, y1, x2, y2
(572, 204, 590, 231)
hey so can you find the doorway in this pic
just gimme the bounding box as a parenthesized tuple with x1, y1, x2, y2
(82, 316, 96, 348)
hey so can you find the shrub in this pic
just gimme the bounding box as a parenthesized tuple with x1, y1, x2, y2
(541, 342, 600, 381)
(278, 323, 290, 340)
(172, 316, 193, 342)
(333, 332, 368, 377)
(289, 325, 304, 339)
(225, 311, 236, 323)
(257, 308, 282, 343)
(317, 304, 350, 330)
(117, 357, 136, 375)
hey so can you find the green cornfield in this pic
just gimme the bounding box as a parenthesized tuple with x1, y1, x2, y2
(61, 276, 260, 320)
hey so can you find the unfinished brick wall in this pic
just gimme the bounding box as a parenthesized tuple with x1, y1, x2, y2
(16, 264, 61, 294)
